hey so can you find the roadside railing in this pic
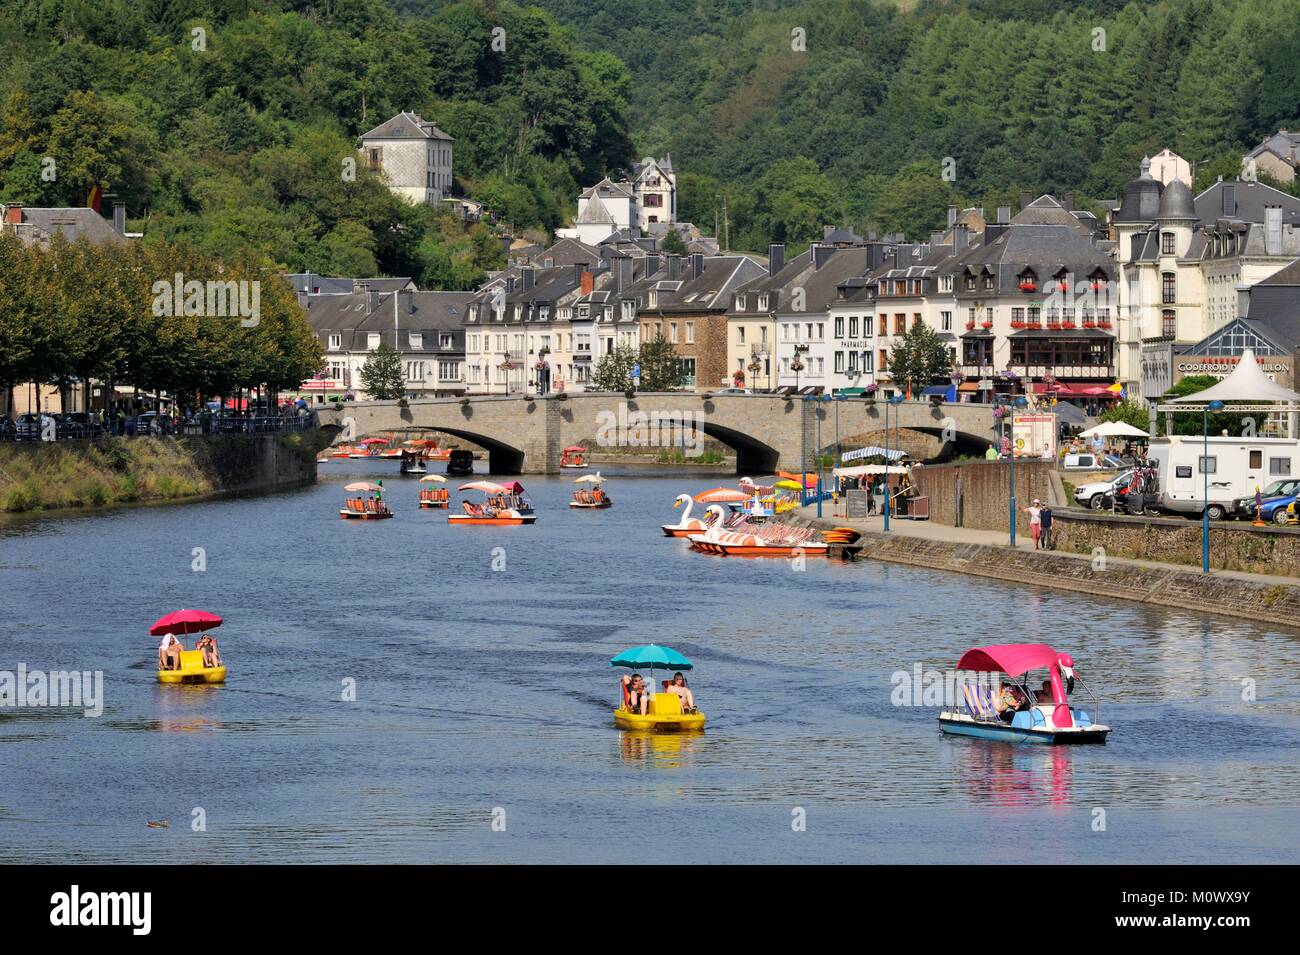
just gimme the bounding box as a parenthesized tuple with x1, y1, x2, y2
(0, 413, 318, 443)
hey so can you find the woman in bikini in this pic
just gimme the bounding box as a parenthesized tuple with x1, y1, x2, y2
(665, 672, 696, 712)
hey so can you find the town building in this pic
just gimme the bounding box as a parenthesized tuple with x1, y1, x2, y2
(303, 286, 473, 400)
(359, 111, 454, 207)
(630, 156, 677, 230)
(1243, 130, 1300, 185)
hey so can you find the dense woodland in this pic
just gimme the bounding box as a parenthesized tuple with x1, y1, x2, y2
(1, 0, 1299, 281)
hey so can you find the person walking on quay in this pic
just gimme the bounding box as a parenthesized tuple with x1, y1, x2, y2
(1026, 499, 1044, 550)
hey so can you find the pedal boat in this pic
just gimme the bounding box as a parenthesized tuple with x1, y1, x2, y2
(938, 643, 1110, 744)
(611, 645, 705, 732)
(687, 505, 829, 557)
(570, 472, 612, 508)
(560, 445, 587, 469)
(661, 493, 721, 536)
(340, 482, 393, 519)
(158, 648, 226, 684)
(418, 474, 450, 508)
(448, 481, 537, 525)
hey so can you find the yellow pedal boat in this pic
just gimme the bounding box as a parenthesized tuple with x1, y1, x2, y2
(157, 648, 226, 685)
(613, 691, 705, 732)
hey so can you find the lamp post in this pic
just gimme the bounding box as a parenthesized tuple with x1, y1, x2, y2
(883, 394, 904, 531)
(791, 347, 806, 392)
(1003, 395, 1029, 547)
(816, 395, 831, 518)
(1203, 399, 1225, 573)
(800, 395, 809, 506)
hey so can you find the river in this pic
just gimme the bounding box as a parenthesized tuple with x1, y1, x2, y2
(2, 459, 1299, 863)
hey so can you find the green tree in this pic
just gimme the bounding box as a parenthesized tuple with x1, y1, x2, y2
(591, 345, 636, 392)
(359, 343, 406, 400)
(1161, 374, 1254, 436)
(659, 231, 687, 255)
(887, 321, 951, 397)
(637, 334, 684, 391)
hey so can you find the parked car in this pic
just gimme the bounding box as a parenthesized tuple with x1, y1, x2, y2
(1073, 470, 1134, 509)
(713, 387, 752, 395)
(1230, 478, 1300, 523)
(1061, 452, 1125, 470)
(15, 413, 42, 438)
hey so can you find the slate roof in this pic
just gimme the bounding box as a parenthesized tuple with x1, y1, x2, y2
(307, 290, 473, 354)
(3, 207, 127, 245)
(360, 111, 453, 141)
(1194, 180, 1300, 225)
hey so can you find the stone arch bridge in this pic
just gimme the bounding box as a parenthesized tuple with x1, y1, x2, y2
(314, 393, 1000, 474)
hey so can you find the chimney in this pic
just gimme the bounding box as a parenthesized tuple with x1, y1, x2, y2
(954, 226, 969, 249)
(505, 276, 516, 295)
(947, 206, 957, 228)
(1265, 206, 1283, 255)
(768, 243, 785, 277)
(646, 253, 661, 277)
(112, 202, 126, 235)
(930, 231, 945, 246)
(1223, 184, 1236, 217)
(667, 254, 682, 279)
(580, 270, 595, 295)
(812, 244, 835, 270)
(616, 256, 634, 291)
(997, 206, 1011, 224)
(1019, 191, 1032, 211)
(521, 267, 535, 291)
(397, 288, 414, 315)
(573, 262, 585, 284)
(3, 202, 22, 225)
(1063, 192, 1075, 211)
(690, 252, 704, 279)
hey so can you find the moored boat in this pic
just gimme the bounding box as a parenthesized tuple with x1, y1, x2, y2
(340, 481, 393, 519)
(448, 480, 536, 525)
(937, 643, 1110, 744)
(687, 505, 830, 557)
(569, 473, 612, 508)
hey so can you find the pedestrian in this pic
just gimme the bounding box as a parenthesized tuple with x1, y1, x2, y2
(1039, 503, 1053, 550)
(1026, 498, 1044, 550)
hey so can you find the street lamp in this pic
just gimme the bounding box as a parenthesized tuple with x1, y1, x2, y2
(999, 394, 1030, 546)
(815, 394, 832, 518)
(883, 394, 904, 531)
(1202, 398, 1225, 573)
(791, 346, 806, 392)
(800, 394, 810, 506)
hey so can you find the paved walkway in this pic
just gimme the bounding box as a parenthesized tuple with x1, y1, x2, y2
(797, 502, 1300, 589)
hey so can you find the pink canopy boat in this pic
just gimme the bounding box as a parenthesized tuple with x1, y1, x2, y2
(938, 643, 1109, 744)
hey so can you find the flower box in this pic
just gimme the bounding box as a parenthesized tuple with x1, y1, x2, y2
(1018, 282, 1037, 292)
(1082, 321, 1097, 329)
(1047, 323, 1062, 330)
(1098, 321, 1112, 330)
(965, 322, 976, 331)
(1057, 282, 1069, 292)
(981, 322, 993, 329)
(1010, 321, 1025, 329)
(1060, 323, 1076, 329)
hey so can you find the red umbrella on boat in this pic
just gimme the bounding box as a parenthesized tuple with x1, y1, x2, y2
(358, 437, 388, 445)
(695, 487, 749, 504)
(150, 609, 223, 636)
(499, 481, 525, 494)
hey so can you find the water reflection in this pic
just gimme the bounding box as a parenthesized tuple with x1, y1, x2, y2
(617, 730, 701, 768)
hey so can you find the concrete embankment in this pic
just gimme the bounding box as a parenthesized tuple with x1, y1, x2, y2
(0, 430, 331, 514)
(788, 511, 1300, 630)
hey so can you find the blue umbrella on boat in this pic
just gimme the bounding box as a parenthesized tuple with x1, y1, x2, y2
(610, 644, 693, 670)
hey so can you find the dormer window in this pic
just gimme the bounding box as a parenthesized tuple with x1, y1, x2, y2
(940, 275, 953, 292)
(964, 272, 976, 291)
(758, 293, 769, 310)
(734, 294, 746, 311)
(408, 333, 423, 349)
(367, 333, 380, 351)
(440, 334, 452, 349)
(328, 333, 341, 350)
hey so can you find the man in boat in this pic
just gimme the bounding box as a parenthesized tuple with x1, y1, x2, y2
(158, 633, 183, 671)
(626, 674, 650, 715)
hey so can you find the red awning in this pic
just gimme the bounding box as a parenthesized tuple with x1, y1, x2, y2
(1031, 383, 1115, 398)
(956, 643, 1063, 676)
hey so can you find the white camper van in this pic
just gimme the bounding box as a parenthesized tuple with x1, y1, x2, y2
(1149, 435, 1300, 520)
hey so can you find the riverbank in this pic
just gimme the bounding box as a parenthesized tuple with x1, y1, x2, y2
(0, 431, 329, 513)
(791, 504, 1300, 630)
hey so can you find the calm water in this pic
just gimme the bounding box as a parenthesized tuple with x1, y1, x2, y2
(2, 459, 1299, 863)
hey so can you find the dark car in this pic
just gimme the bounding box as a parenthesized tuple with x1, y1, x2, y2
(446, 449, 475, 476)
(1231, 479, 1300, 521)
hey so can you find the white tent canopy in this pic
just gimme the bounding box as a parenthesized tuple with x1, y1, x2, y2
(1078, 421, 1149, 439)
(833, 464, 911, 478)
(1168, 348, 1300, 404)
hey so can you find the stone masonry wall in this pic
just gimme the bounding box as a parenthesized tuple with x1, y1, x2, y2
(910, 460, 1059, 531)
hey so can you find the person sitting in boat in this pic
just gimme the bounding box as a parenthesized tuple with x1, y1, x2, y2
(197, 634, 221, 668)
(664, 672, 696, 713)
(158, 633, 183, 671)
(1034, 679, 1054, 704)
(624, 673, 650, 715)
(994, 681, 1027, 723)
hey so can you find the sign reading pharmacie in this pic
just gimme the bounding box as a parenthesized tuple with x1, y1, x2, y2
(1174, 354, 1293, 384)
